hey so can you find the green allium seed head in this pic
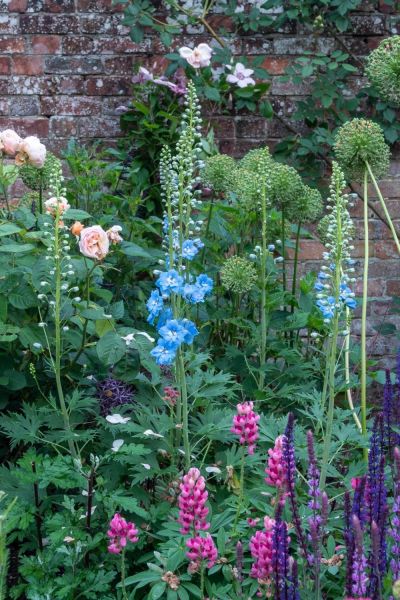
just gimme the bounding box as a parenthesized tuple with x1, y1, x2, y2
(334, 118, 390, 181)
(366, 36, 400, 106)
(287, 184, 323, 223)
(202, 154, 237, 194)
(220, 256, 258, 294)
(239, 147, 271, 173)
(268, 162, 304, 211)
(19, 152, 61, 191)
(231, 167, 260, 209)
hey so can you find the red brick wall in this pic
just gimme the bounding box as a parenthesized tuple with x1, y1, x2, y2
(1, 0, 399, 365)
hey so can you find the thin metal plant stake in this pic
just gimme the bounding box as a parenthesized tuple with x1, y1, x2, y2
(360, 168, 369, 461)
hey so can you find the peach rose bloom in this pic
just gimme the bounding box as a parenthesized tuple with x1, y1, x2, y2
(79, 225, 109, 261)
(0, 129, 22, 155)
(44, 196, 70, 216)
(71, 221, 84, 236)
(16, 136, 46, 168)
(106, 225, 123, 245)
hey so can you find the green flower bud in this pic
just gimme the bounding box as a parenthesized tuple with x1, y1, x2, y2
(239, 147, 271, 172)
(268, 162, 304, 211)
(19, 152, 61, 192)
(202, 154, 237, 194)
(220, 256, 258, 294)
(334, 118, 390, 181)
(366, 35, 400, 106)
(287, 185, 323, 223)
(393, 579, 400, 600)
(230, 167, 260, 210)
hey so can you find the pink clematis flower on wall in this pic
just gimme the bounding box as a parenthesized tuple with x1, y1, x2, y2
(179, 43, 213, 68)
(227, 63, 256, 88)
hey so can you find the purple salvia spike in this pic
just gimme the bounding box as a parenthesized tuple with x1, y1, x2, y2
(306, 430, 324, 588)
(383, 368, 393, 455)
(235, 540, 244, 585)
(368, 520, 382, 598)
(351, 515, 368, 597)
(283, 413, 309, 564)
(288, 559, 300, 600)
(390, 447, 400, 581)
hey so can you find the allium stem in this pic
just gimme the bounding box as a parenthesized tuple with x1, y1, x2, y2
(365, 160, 400, 255)
(291, 222, 301, 312)
(259, 182, 268, 391)
(360, 167, 369, 459)
(345, 308, 362, 433)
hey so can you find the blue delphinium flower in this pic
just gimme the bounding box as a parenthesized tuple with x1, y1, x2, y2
(146, 290, 164, 324)
(150, 339, 178, 365)
(314, 163, 357, 324)
(159, 319, 187, 347)
(147, 82, 213, 366)
(156, 269, 184, 296)
(182, 239, 199, 260)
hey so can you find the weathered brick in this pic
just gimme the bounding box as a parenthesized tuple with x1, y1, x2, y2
(0, 38, 25, 54)
(20, 15, 80, 34)
(0, 117, 48, 137)
(62, 36, 96, 55)
(85, 77, 131, 96)
(45, 56, 103, 75)
(0, 15, 19, 33)
(42, 0, 75, 12)
(10, 96, 40, 116)
(102, 96, 131, 115)
(95, 36, 145, 54)
(349, 15, 386, 35)
(41, 95, 102, 116)
(262, 57, 290, 75)
(103, 56, 139, 75)
(207, 117, 235, 140)
(31, 35, 61, 54)
(354, 278, 386, 297)
(241, 38, 273, 56)
(12, 56, 44, 75)
(273, 37, 335, 55)
(77, 0, 122, 11)
(387, 280, 400, 296)
(49, 116, 78, 138)
(78, 116, 121, 137)
(0, 98, 9, 115)
(235, 116, 266, 139)
(9, 0, 28, 12)
(9, 75, 84, 95)
(0, 58, 10, 75)
(79, 15, 128, 35)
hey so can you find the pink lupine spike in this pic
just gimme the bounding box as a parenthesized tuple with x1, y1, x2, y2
(231, 401, 260, 455)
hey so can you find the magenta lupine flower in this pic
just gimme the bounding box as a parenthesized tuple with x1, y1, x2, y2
(231, 401, 260, 455)
(249, 516, 275, 580)
(265, 435, 287, 494)
(177, 467, 209, 535)
(186, 534, 218, 571)
(107, 513, 139, 554)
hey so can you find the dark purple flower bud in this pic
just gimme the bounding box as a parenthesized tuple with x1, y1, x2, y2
(288, 559, 300, 600)
(283, 413, 309, 563)
(96, 376, 135, 416)
(383, 368, 394, 454)
(235, 541, 244, 583)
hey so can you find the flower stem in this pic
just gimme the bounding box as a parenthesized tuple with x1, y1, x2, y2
(120, 548, 128, 600)
(320, 311, 339, 490)
(259, 184, 268, 391)
(365, 160, 400, 255)
(360, 168, 369, 461)
(232, 447, 245, 537)
(178, 349, 190, 470)
(200, 564, 205, 599)
(54, 209, 77, 459)
(344, 308, 362, 433)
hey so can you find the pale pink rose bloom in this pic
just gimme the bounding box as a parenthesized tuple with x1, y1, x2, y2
(79, 225, 110, 261)
(0, 129, 22, 155)
(106, 225, 123, 245)
(44, 196, 70, 216)
(179, 43, 213, 68)
(226, 63, 255, 88)
(16, 136, 47, 167)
